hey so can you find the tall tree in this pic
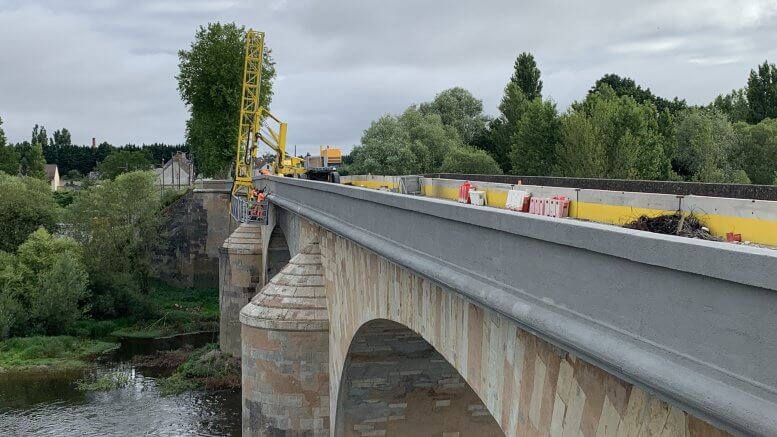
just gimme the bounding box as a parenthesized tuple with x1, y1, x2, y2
(419, 87, 490, 146)
(510, 98, 562, 175)
(21, 142, 47, 179)
(177, 23, 276, 177)
(97, 149, 153, 179)
(31, 124, 48, 149)
(0, 173, 58, 252)
(711, 89, 749, 123)
(746, 60, 777, 123)
(731, 119, 777, 184)
(488, 52, 543, 171)
(511, 52, 543, 100)
(673, 109, 745, 183)
(590, 74, 687, 113)
(0, 117, 18, 174)
(556, 86, 670, 180)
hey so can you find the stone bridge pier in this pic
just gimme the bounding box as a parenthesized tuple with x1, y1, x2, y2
(217, 177, 777, 436)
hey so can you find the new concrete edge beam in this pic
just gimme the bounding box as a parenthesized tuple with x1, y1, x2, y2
(263, 176, 777, 292)
(262, 176, 777, 437)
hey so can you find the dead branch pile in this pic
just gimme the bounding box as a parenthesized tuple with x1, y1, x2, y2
(624, 213, 721, 241)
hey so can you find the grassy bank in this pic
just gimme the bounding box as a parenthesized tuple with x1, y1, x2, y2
(69, 281, 219, 340)
(159, 344, 239, 395)
(0, 282, 217, 371)
(0, 336, 119, 372)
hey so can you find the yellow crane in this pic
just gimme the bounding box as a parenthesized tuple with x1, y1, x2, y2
(231, 29, 304, 202)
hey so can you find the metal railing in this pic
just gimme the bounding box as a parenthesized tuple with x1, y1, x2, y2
(231, 195, 269, 225)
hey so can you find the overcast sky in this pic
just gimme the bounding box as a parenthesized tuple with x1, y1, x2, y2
(1, 1, 776, 155)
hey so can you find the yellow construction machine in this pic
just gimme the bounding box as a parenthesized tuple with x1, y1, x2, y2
(232, 29, 340, 208)
(231, 30, 306, 203)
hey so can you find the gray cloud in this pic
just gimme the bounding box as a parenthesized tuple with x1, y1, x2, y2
(1, 0, 776, 155)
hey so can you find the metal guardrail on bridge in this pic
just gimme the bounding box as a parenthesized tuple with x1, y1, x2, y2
(230, 195, 269, 225)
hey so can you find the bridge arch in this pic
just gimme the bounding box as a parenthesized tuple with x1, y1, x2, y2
(335, 318, 502, 436)
(321, 227, 726, 437)
(265, 223, 291, 282)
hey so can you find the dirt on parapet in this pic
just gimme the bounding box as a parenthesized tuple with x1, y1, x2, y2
(624, 213, 721, 241)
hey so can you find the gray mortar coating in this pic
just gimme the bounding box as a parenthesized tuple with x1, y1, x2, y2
(258, 175, 777, 437)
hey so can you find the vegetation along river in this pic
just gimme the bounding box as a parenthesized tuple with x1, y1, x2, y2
(0, 332, 241, 436)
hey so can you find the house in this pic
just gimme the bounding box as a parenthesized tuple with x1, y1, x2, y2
(155, 152, 194, 189)
(44, 164, 60, 191)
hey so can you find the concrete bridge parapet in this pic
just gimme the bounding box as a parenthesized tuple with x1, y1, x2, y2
(220, 176, 777, 436)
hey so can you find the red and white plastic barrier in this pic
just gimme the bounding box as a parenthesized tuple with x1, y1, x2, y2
(458, 181, 472, 204)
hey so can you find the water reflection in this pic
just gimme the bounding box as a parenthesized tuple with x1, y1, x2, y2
(0, 333, 240, 436)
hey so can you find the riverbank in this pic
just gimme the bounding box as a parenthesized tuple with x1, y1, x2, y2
(0, 336, 119, 372)
(70, 281, 219, 340)
(0, 282, 218, 372)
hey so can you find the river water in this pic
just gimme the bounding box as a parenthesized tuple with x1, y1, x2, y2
(0, 333, 241, 436)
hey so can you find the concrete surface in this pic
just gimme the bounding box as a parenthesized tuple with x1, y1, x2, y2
(258, 175, 777, 436)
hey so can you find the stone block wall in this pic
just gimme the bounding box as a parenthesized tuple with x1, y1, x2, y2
(153, 180, 233, 288)
(318, 222, 730, 437)
(219, 223, 263, 357)
(337, 319, 503, 437)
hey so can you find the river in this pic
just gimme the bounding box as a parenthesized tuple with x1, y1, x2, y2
(0, 333, 241, 436)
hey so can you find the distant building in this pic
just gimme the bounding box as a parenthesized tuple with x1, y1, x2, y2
(155, 152, 194, 189)
(44, 164, 60, 191)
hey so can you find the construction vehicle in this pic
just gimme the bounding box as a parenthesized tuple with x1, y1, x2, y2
(231, 30, 339, 222)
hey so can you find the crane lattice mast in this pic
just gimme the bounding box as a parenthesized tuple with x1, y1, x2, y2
(232, 30, 265, 197)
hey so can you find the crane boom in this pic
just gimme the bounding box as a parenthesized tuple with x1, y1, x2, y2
(232, 30, 265, 198)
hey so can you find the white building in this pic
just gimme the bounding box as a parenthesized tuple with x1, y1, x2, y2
(44, 164, 60, 191)
(155, 153, 194, 189)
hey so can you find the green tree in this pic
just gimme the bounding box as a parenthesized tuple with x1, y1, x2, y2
(97, 149, 153, 179)
(590, 74, 687, 113)
(0, 117, 19, 174)
(31, 124, 48, 149)
(511, 52, 543, 100)
(0, 173, 58, 252)
(731, 119, 777, 184)
(556, 86, 670, 180)
(673, 109, 743, 182)
(65, 171, 162, 316)
(177, 22, 276, 177)
(399, 107, 461, 171)
(10, 229, 89, 335)
(440, 147, 502, 175)
(488, 53, 541, 170)
(510, 98, 562, 175)
(554, 111, 606, 178)
(419, 87, 490, 146)
(348, 115, 421, 175)
(20, 142, 46, 179)
(746, 60, 777, 123)
(52, 128, 72, 148)
(712, 89, 749, 123)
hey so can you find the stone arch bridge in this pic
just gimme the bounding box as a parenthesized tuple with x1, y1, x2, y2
(217, 176, 777, 437)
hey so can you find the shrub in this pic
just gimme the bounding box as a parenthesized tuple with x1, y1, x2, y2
(65, 171, 163, 317)
(0, 229, 89, 337)
(0, 173, 58, 252)
(440, 147, 503, 175)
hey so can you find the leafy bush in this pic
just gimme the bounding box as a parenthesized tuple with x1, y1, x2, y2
(0, 229, 89, 337)
(65, 171, 163, 317)
(440, 147, 503, 175)
(0, 173, 58, 252)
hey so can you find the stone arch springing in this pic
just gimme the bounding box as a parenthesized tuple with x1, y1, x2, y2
(335, 319, 504, 437)
(265, 224, 291, 282)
